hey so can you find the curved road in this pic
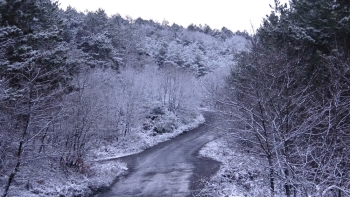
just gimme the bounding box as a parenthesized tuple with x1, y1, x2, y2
(96, 111, 221, 197)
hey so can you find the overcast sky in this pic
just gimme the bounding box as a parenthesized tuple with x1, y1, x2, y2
(58, 0, 289, 33)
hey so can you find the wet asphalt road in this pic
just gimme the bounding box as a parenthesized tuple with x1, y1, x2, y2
(96, 111, 221, 197)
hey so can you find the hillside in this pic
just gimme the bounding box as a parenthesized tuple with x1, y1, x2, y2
(0, 1, 247, 196)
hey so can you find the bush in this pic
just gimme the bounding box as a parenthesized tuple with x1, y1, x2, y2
(153, 112, 180, 134)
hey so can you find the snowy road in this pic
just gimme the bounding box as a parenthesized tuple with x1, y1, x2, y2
(96, 111, 221, 197)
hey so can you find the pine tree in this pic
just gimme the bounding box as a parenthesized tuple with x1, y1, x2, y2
(0, 1, 74, 196)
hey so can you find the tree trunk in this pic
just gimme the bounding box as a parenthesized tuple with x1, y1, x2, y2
(2, 141, 24, 197)
(268, 154, 275, 197)
(284, 168, 291, 197)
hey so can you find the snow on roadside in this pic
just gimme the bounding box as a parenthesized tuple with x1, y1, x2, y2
(3, 113, 205, 197)
(2, 159, 127, 197)
(85, 113, 205, 195)
(197, 136, 271, 197)
(90, 113, 205, 161)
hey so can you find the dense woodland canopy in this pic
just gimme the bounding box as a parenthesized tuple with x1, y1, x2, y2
(1, 0, 350, 196)
(215, 0, 350, 196)
(0, 0, 246, 196)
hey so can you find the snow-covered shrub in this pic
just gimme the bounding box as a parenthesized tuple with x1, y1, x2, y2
(151, 105, 166, 116)
(153, 111, 180, 134)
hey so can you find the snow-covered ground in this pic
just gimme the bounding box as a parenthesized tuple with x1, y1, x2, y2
(197, 136, 271, 197)
(3, 113, 204, 197)
(90, 113, 205, 161)
(5, 161, 128, 197)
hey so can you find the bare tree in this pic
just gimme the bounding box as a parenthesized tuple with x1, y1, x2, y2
(215, 39, 332, 196)
(1, 66, 65, 197)
(158, 65, 198, 114)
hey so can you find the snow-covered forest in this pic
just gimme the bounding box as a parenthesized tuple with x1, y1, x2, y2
(1, 0, 350, 196)
(207, 1, 350, 196)
(0, 0, 247, 196)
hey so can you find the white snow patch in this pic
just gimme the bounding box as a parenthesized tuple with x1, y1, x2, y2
(91, 114, 205, 161)
(197, 137, 272, 197)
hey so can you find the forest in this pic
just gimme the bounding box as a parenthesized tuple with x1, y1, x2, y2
(210, 0, 350, 196)
(1, 0, 350, 196)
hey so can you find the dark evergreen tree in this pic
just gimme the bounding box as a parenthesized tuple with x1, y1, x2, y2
(0, 1, 74, 196)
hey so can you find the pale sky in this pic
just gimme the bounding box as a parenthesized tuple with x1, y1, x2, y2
(58, 0, 289, 33)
